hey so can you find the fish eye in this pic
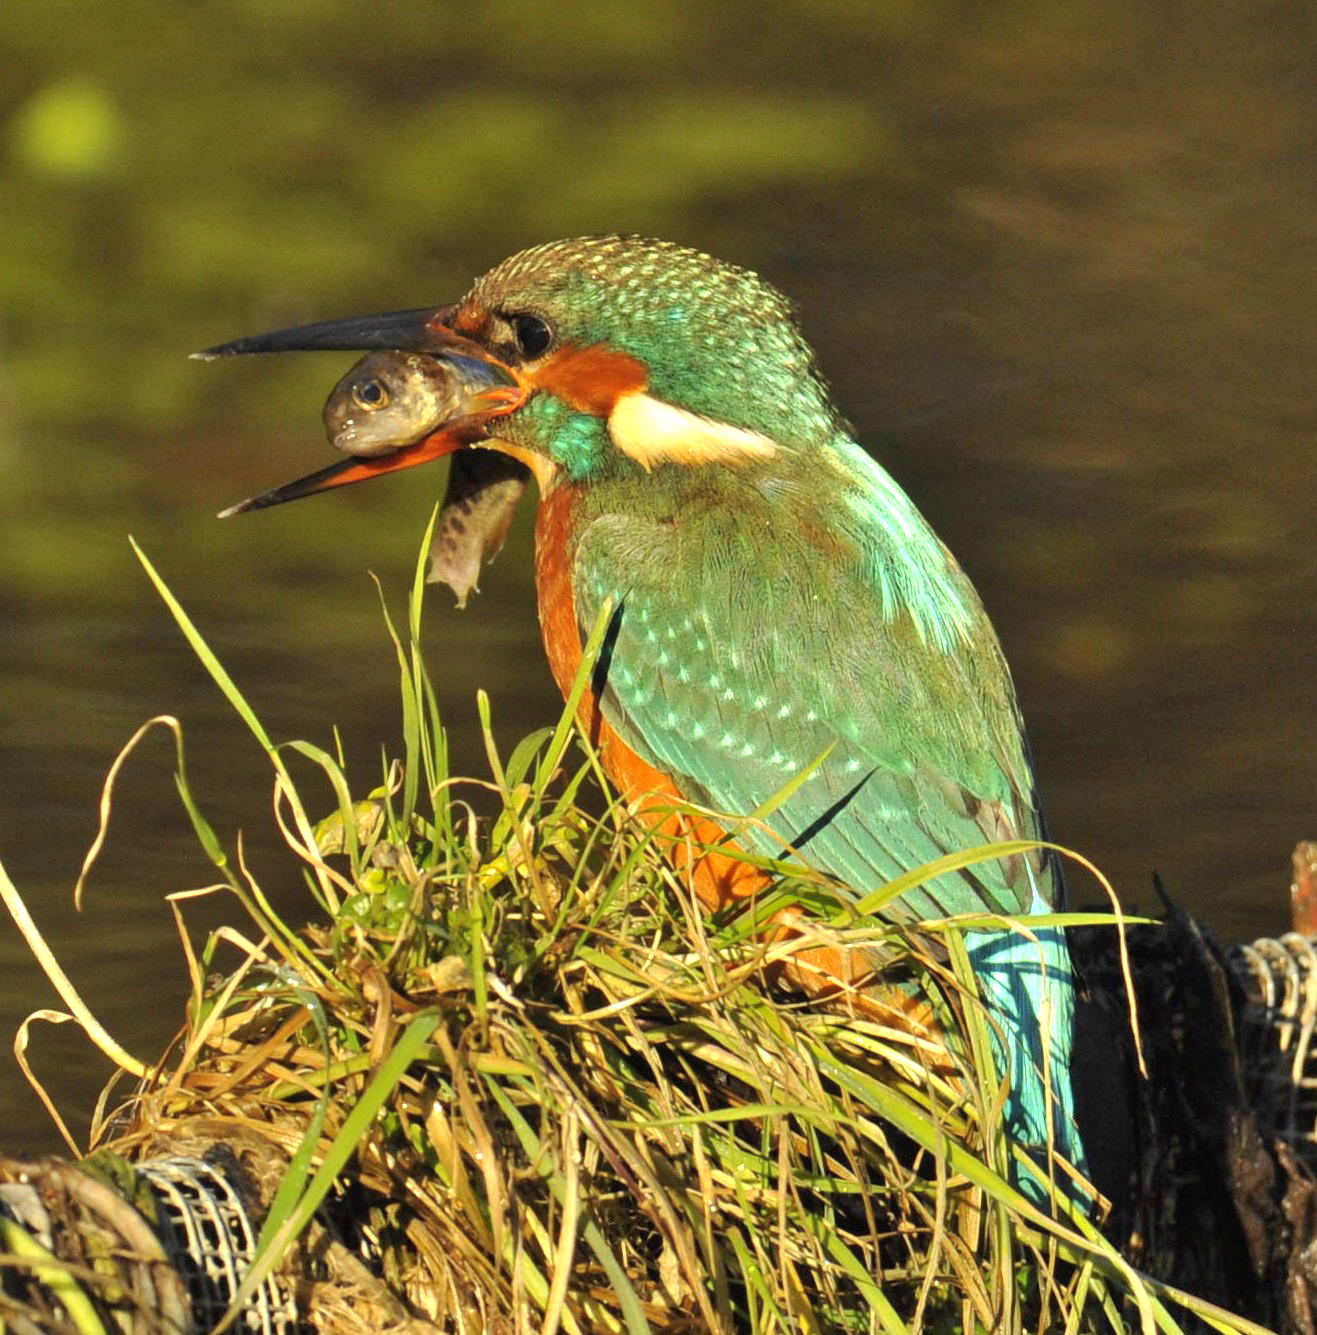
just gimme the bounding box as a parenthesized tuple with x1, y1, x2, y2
(352, 379, 389, 410)
(510, 312, 555, 360)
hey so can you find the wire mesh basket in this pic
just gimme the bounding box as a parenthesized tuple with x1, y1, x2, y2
(1228, 931, 1317, 1158)
(139, 1155, 298, 1335)
(0, 1149, 299, 1335)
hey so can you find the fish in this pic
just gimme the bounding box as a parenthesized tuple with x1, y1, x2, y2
(217, 348, 523, 519)
(429, 449, 529, 607)
(323, 350, 519, 457)
(321, 350, 530, 603)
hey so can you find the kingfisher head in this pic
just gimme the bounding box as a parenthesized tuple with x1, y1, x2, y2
(203, 236, 842, 507)
(447, 236, 839, 484)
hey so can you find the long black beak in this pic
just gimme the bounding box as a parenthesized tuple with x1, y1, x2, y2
(192, 305, 460, 359)
(200, 303, 529, 517)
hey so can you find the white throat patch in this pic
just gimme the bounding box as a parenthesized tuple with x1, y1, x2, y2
(608, 391, 781, 471)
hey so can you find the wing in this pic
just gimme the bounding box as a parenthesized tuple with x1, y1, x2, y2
(572, 443, 1053, 921)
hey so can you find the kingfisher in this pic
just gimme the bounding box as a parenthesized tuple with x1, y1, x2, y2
(202, 236, 1089, 1202)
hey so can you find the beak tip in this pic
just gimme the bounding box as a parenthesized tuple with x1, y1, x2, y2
(194, 337, 263, 359)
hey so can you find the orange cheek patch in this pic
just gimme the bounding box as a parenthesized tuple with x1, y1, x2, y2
(533, 343, 649, 416)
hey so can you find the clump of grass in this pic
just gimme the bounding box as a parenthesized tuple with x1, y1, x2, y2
(0, 523, 1273, 1335)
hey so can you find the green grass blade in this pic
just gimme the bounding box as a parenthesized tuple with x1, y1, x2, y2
(533, 595, 616, 791)
(0, 1217, 108, 1335)
(132, 537, 274, 751)
(748, 742, 835, 824)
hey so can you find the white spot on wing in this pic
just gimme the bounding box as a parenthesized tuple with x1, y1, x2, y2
(608, 392, 781, 470)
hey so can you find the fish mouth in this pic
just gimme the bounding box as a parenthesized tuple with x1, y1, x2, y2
(199, 306, 527, 515)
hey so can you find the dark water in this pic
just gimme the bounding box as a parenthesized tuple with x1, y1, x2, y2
(3, 1, 1316, 1150)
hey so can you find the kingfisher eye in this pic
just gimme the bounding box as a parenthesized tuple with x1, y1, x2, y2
(510, 312, 554, 360)
(352, 379, 388, 410)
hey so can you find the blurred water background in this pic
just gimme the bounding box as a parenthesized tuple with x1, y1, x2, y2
(2, 0, 1314, 1150)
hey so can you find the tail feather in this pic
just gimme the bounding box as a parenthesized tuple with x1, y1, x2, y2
(965, 894, 1089, 1207)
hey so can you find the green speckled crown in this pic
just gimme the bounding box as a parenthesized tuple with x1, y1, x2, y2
(466, 236, 840, 447)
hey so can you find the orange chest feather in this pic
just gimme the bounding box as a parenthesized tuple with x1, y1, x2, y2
(533, 484, 590, 705)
